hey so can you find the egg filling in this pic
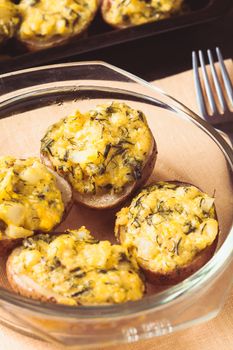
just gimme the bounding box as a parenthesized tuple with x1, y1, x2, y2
(0, 157, 64, 240)
(103, 0, 183, 27)
(19, 0, 98, 43)
(12, 227, 145, 305)
(115, 182, 218, 273)
(41, 102, 154, 195)
(0, 0, 20, 44)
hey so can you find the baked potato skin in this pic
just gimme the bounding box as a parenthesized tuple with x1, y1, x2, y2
(101, 0, 125, 29)
(0, 238, 22, 255)
(0, 165, 73, 254)
(6, 228, 145, 305)
(51, 169, 73, 219)
(18, 0, 99, 52)
(116, 181, 219, 285)
(41, 136, 157, 210)
(101, 0, 184, 29)
(143, 236, 218, 284)
(0, 0, 21, 46)
(40, 102, 157, 210)
(18, 20, 91, 52)
(7, 249, 58, 303)
(19, 33, 76, 53)
(6, 246, 145, 305)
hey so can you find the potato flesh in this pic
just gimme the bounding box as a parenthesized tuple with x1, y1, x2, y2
(103, 0, 184, 27)
(11, 227, 145, 305)
(19, 0, 98, 41)
(41, 102, 154, 195)
(115, 182, 218, 273)
(0, 0, 20, 43)
(0, 157, 64, 239)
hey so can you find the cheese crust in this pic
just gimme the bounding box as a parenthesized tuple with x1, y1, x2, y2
(0, 157, 64, 240)
(115, 182, 219, 276)
(18, 0, 98, 47)
(41, 102, 154, 197)
(0, 0, 20, 44)
(7, 227, 145, 305)
(102, 0, 184, 28)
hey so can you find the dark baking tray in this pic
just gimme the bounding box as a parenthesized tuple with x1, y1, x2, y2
(0, 0, 232, 74)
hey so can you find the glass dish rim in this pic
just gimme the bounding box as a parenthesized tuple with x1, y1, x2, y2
(0, 61, 232, 319)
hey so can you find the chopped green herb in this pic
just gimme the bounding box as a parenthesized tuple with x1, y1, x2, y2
(175, 238, 182, 255)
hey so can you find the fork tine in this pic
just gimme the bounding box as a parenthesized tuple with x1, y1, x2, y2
(207, 49, 227, 113)
(192, 51, 208, 117)
(198, 50, 218, 115)
(216, 47, 233, 107)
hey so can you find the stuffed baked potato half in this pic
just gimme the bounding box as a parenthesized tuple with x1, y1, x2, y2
(7, 226, 145, 305)
(101, 0, 184, 29)
(0, 157, 72, 253)
(18, 0, 99, 51)
(40, 102, 157, 210)
(115, 181, 219, 284)
(0, 0, 21, 45)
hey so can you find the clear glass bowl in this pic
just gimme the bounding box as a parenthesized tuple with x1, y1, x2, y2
(0, 62, 232, 349)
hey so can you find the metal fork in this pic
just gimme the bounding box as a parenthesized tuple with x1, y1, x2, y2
(192, 47, 233, 128)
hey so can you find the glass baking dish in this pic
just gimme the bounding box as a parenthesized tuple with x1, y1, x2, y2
(0, 0, 232, 74)
(0, 61, 232, 349)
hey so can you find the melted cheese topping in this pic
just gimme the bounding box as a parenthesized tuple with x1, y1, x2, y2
(19, 0, 98, 42)
(41, 102, 153, 195)
(12, 227, 145, 305)
(103, 0, 183, 27)
(115, 182, 218, 273)
(0, 0, 20, 43)
(0, 157, 64, 240)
